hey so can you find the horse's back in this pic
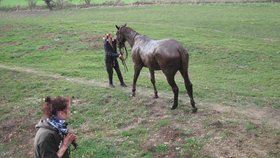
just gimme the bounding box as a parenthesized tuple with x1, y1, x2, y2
(156, 39, 184, 53)
(153, 39, 187, 67)
(134, 37, 187, 70)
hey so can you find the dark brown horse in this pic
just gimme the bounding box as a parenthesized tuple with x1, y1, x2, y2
(116, 24, 197, 112)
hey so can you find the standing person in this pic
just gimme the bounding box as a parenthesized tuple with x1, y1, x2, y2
(103, 33, 127, 88)
(34, 96, 77, 158)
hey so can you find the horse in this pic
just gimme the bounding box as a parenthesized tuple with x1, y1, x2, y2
(115, 24, 197, 113)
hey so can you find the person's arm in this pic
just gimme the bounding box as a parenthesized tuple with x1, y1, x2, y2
(112, 39, 117, 52)
(56, 144, 68, 158)
(104, 42, 120, 58)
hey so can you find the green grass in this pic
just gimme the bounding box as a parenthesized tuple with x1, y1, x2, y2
(1, 4, 279, 108)
(184, 137, 204, 152)
(244, 121, 258, 134)
(155, 144, 169, 152)
(0, 3, 280, 158)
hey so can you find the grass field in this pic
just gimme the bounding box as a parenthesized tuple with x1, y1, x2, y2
(0, 3, 280, 158)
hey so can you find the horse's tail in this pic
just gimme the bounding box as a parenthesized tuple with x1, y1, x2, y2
(178, 45, 189, 72)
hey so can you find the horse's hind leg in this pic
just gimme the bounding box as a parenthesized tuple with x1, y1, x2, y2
(180, 70, 197, 113)
(149, 69, 159, 98)
(132, 65, 143, 97)
(163, 71, 179, 110)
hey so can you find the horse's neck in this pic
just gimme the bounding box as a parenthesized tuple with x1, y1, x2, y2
(125, 30, 139, 47)
(134, 35, 152, 47)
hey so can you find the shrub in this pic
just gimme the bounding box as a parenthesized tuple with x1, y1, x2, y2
(26, 0, 37, 10)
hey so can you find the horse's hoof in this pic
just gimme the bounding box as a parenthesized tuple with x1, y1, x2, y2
(192, 108, 198, 113)
(171, 106, 177, 110)
(120, 83, 127, 87)
(153, 95, 159, 99)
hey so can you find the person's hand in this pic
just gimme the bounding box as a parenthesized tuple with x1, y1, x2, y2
(57, 132, 77, 157)
(119, 54, 125, 61)
(62, 132, 76, 147)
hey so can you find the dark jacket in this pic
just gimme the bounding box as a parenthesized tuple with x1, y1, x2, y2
(34, 119, 69, 158)
(104, 39, 119, 64)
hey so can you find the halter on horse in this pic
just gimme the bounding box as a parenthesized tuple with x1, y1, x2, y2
(115, 24, 197, 113)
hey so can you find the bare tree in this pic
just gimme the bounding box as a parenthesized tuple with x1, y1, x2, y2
(85, 0, 91, 6)
(43, 0, 65, 10)
(26, 0, 37, 10)
(55, 0, 64, 9)
(44, 0, 54, 10)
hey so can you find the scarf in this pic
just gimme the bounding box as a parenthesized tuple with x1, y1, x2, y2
(47, 115, 68, 137)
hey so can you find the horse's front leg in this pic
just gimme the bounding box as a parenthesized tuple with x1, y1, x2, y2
(149, 69, 159, 98)
(132, 65, 143, 97)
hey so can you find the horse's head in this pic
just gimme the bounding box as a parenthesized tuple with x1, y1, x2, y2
(115, 24, 127, 49)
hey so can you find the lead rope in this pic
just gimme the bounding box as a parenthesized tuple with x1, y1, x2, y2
(119, 46, 128, 73)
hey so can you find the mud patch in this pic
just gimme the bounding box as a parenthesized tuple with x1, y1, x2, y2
(0, 116, 36, 158)
(80, 34, 103, 49)
(142, 126, 191, 157)
(38, 45, 51, 51)
(0, 95, 9, 104)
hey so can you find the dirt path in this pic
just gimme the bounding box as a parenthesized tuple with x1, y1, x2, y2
(1, 63, 279, 128)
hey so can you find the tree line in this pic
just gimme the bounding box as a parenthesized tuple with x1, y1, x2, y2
(24, 0, 92, 10)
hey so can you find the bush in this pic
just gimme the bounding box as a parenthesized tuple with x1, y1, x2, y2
(85, 0, 91, 6)
(54, 0, 64, 9)
(26, 0, 37, 10)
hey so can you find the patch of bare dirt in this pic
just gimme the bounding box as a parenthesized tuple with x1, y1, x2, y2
(0, 116, 36, 158)
(139, 98, 280, 157)
(126, 93, 280, 157)
(0, 10, 51, 17)
(80, 34, 103, 49)
(38, 45, 51, 51)
(142, 126, 185, 157)
(0, 95, 8, 104)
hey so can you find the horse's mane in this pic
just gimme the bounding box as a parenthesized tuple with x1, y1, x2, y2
(122, 26, 137, 34)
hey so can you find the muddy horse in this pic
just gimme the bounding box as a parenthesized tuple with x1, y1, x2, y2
(116, 24, 197, 112)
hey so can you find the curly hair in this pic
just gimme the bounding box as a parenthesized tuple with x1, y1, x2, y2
(42, 96, 70, 118)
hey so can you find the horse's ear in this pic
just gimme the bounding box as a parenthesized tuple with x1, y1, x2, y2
(124, 23, 127, 27)
(116, 25, 120, 30)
